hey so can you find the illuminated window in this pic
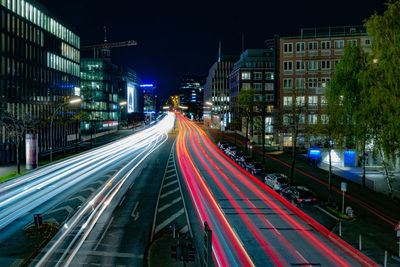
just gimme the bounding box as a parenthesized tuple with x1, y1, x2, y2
(241, 72, 251, 80)
(283, 96, 292, 107)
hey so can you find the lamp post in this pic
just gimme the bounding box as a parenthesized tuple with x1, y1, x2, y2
(118, 101, 127, 130)
(50, 98, 81, 163)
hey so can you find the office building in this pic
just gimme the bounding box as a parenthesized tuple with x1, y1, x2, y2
(229, 49, 276, 143)
(80, 59, 142, 131)
(204, 54, 238, 130)
(279, 26, 370, 147)
(140, 83, 156, 122)
(0, 0, 80, 165)
(179, 76, 204, 120)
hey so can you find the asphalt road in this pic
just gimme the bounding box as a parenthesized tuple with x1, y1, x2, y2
(175, 114, 377, 267)
(0, 113, 175, 266)
(65, 132, 177, 267)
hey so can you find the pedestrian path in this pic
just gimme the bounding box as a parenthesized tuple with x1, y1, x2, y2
(151, 145, 191, 241)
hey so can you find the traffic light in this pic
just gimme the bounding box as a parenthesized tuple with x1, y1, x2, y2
(171, 245, 177, 260)
(188, 245, 196, 262)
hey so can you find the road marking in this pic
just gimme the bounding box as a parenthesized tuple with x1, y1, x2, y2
(163, 180, 178, 188)
(47, 205, 74, 215)
(164, 174, 177, 180)
(180, 225, 188, 234)
(315, 205, 339, 221)
(118, 196, 126, 207)
(248, 199, 256, 209)
(154, 208, 184, 233)
(160, 188, 180, 199)
(94, 216, 114, 250)
(87, 250, 144, 259)
(131, 202, 139, 218)
(158, 197, 182, 212)
(67, 196, 86, 203)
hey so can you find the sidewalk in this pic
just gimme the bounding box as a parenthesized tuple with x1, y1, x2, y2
(317, 162, 400, 198)
(0, 127, 141, 181)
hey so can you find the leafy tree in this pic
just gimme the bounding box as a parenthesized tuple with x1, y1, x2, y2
(326, 43, 370, 187)
(364, 0, 400, 194)
(237, 88, 256, 155)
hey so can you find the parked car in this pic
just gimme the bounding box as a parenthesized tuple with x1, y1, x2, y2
(235, 156, 250, 167)
(232, 150, 244, 161)
(281, 186, 317, 206)
(224, 146, 237, 156)
(250, 163, 265, 175)
(218, 141, 229, 149)
(264, 173, 289, 191)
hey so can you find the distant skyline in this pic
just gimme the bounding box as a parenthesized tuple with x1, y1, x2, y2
(37, 0, 386, 100)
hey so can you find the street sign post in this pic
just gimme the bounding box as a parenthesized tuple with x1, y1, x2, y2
(396, 222, 400, 257)
(170, 222, 178, 239)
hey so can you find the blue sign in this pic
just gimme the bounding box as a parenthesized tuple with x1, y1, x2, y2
(140, 84, 154, 88)
(308, 148, 321, 161)
(344, 150, 356, 167)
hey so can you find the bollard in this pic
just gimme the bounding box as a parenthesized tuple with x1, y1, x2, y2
(359, 234, 362, 251)
(384, 250, 387, 267)
(339, 221, 342, 237)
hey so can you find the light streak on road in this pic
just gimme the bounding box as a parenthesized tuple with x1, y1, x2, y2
(175, 113, 378, 267)
(32, 113, 175, 266)
(176, 118, 255, 267)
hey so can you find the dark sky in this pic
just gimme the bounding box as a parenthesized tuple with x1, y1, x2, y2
(37, 0, 385, 100)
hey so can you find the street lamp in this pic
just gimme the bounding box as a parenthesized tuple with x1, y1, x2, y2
(118, 101, 127, 130)
(50, 97, 82, 162)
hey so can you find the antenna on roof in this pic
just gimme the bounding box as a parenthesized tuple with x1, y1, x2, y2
(103, 26, 108, 43)
(218, 42, 221, 63)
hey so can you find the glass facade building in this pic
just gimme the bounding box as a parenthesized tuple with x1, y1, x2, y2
(0, 0, 81, 165)
(81, 59, 141, 131)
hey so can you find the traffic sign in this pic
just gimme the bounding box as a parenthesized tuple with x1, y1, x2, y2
(341, 182, 347, 192)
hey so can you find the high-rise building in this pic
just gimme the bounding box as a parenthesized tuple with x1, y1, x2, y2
(140, 83, 156, 122)
(279, 26, 370, 147)
(204, 54, 238, 130)
(229, 49, 276, 143)
(0, 0, 81, 165)
(179, 76, 204, 120)
(80, 59, 142, 131)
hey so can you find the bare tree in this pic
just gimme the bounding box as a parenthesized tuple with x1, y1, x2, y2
(0, 112, 38, 174)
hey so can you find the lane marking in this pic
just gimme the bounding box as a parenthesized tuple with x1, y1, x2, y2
(131, 202, 139, 218)
(160, 188, 180, 199)
(180, 225, 188, 234)
(94, 216, 114, 250)
(118, 196, 126, 207)
(163, 180, 178, 188)
(164, 174, 177, 180)
(154, 208, 184, 233)
(87, 250, 143, 259)
(158, 197, 182, 212)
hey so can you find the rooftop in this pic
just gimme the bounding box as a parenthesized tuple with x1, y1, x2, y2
(281, 25, 367, 40)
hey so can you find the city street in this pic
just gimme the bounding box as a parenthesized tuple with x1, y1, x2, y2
(0, 114, 175, 266)
(175, 114, 377, 266)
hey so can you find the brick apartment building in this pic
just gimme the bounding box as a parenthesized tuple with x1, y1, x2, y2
(279, 26, 371, 147)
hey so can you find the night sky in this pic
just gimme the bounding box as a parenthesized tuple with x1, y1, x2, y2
(37, 0, 385, 100)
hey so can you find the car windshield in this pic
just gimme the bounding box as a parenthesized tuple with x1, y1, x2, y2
(298, 190, 314, 198)
(277, 178, 287, 183)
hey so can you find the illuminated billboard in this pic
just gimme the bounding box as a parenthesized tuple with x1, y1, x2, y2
(127, 86, 135, 113)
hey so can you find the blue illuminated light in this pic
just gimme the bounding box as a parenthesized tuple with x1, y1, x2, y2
(308, 148, 321, 161)
(140, 84, 154, 88)
(344, 150, 356, 167)
(144, 111, 156, 114)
